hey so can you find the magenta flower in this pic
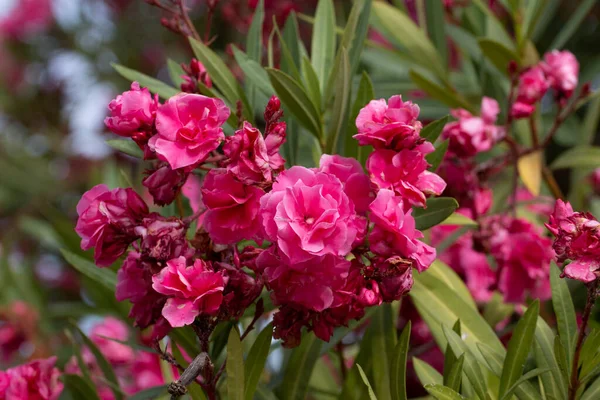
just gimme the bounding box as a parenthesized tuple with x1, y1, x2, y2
(366, 148, 446, 208)
(541, 50, 579, 99)
(201, 169, 265, 245)
(142, 163, 189, 206)
(89, 317, 135, 365)
(260, 166, 367, 263)
(318, 154, 374, 214)
(437, 159, 492, 216)
(264, 121, 287, 172)
(0, 357, 63, 400)
(149, 93, 229, 169)
(223, 122, 272, 184)
(511, 66, 549, 119)
(152, 256, 225, 327)
(75, 184, 149, 266)
(443, 97, 504, 158)
(368, 189, 436, 272)
(354, 95, 423, 150)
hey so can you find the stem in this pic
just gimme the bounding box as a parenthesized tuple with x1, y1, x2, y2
(542, 166, 564, 199)
(336, 343, 347, 381)
(168, 352, 211, 399)
(568, 282, 598, 400)
(177, 0, 201, 40)
(240, 298, 264, 341)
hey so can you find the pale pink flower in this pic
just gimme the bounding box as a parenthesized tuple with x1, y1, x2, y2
(542, 50, 579, 99)
(150, 94, 229, 169)
(152, 257, 225, 327)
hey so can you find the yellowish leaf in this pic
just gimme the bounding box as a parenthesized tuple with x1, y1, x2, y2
(518, 151, 543, 196)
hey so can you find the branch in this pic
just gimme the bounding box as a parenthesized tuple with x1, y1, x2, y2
(168, 352, 211, 399)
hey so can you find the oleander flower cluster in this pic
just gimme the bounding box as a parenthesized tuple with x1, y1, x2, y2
(74, 84, 447, 347)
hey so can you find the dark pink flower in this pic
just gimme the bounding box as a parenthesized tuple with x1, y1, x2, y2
(443, 97, 504, 157)
(511, 66, 549, 119)
(437, 158, 492, 216)
(215, 262, 263, 320)
(201, 169, 264, 245)
(181, 59, 212, 93)
(142, 163, 189, 206)
(354, 95, 423, 150)
(318, 154, 374, 213)
(373, 256, 414, 302)
(260, 166, 366, 263)
(1, 357, 63, 400)
(105, 82, 159, 149)
(137, 215, 191, 262)
(149, 94, 229, 169)
(366, 148, 446, 208)
(152, 257, 225, 327)
(541, 50, 579, 99)
(368, 189, 436, 272)
(75, 184, 149, 266)
(223, 122, 272, 184)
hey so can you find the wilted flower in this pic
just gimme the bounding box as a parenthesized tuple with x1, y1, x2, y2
(137, 215, 191, 262)
(142, 163, 189, 206)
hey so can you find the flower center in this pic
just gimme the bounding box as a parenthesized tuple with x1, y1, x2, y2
(178, 127, 200, 142)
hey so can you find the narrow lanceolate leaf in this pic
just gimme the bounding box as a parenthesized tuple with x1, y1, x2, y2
(424, 0, 447, 66)
(326, 47, 351, 154)
(443, 320, 461, 385)
(478, 38, 520, 74)
(517, 150, 542, 196)
(344, 0, 372, 75)
(551, 146, 600, 170)
(106, 139, 143, 158)
(231, 46, 274, 98)
(280, 333, 322, 400)
(61, 374, 102, 400)
(370, 304, 396, 400)
(127, 385, 169, 400)
(112, 64, 179, 99)
(348, 72, 375, 159)
(267, 68, 323, 141)
(582, 376, 600, 400)
(226, 329, 245, 400)
(424, 384, 466, 400)
(311, 0, 336, 92)
(413, 358, 443, 386)
(301, 56, 322, 112)
(189, 38, 253, 122)
(60, 249, 116, 291)
(554, 336, 570, 383)
(390, 321, 411, 400)
(500, 368, 551, 400)
(244, 324, 273, 400)
(550, 263, 577, 371)
(550, 0, 597, 50)
(498, 300, 539, 398)
(413, 197, 459, 231)
(246, 0, 264, 62)
(440, 213, 477, 227)
(445, 355, 465, 393)
(580, 330, 600, 371)
(426, 140, 449, 172)
(421, 115, 450, 143)
(535, 316, 568, 399)
(167, 59, 185, 88)
(357, 364, 379, 400)
(409, 70, 474, 112)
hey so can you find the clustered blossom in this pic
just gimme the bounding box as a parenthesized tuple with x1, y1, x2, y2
(0, 357, 63, 400)
(546, 200, 600, 282)
(512, 50, 579, 119)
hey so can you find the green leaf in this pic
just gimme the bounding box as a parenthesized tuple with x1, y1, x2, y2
(442, 326, 487, 400)
(426, 140, 449, 172)
(478, 38, 520, 74)
(189, 38, 253, 122)
(534, 317, 567, 399)
(498, 299, 539, 398)
(60, 249, 116, 292)
(580, 330, 600, 373)
(550, 263, 577, 372)
(500, 368, 551, 400)
(422, 115, 450, 143)
(409, 70, 474, 112)
(274, 21, 301, 82)
(443, 320, 461, 385)
(112, 63, 179, 99)
(267, 68, 323, 141)
(344, 0, 372, 75)
(370, 304, 396, 400)
(326, 47, 351, 154)
(349, 72, 375, 160)
(170, 326, 199, 357)
(231, 46, 275, 98)
(440, 213, 478, 227)
(246, 0, 264, 62)
(357, 364, 379, 400)
(301, 56, 322, 112)
(550, 146, 600, 170)
(413, 357, 443, 386)
(227, 328, 245, 400)
(477, 342, 504, 376)
(127, 385, 169, 400)
(105, 139, 143, 158)
(445, 355, 465, 393)
(425, 0, 448, 66)
(280, 333, 322, 400)
(70, 324, 124, 400)
(554, 336, 570, 383)
(371, 2, 446, 82)
(582, 376, 600, 400)
(167, 59, 185, 88)
(550, 0, 597, 49)
(311, 0, 336, 93)
(424, 384, 467, 400)
(390, 321, 410, 400)
(413, 197, 459, 231)
(244, 324, 273, 400)
(61, 374, 102, 400)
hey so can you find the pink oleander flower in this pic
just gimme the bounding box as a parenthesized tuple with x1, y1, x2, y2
(0, 0, 53, 39)
(105, 82, 159, 149)
(152, 256, 225, 327)
(142, 163, 189, 206)
(75, 184, 149, 266)
(1, 357, 63, 400)
(367, 147, 446, 208)
(260, 166, 367, 263)
(443, 97, 504, 158)
(136, 215, 191, 262)
(488, 216, 553, 303)
(264, 121, 287, 172)
(546, 199, 600, 282)
(511, 66, 549, 119)
(181, 174, 204, 214)
(223, 122, 272, 184)
(368, 189, 436, 272)
(215, 262, 263, 320)
(542, 50, 579, 99)
(149, 93, 229, 169)
(318, 154, 374, 214)
(181, 59, 212, 93)
(89, 317, 135, 365)
(201, 169, 264, 244)
(354, 95, 423, 150)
